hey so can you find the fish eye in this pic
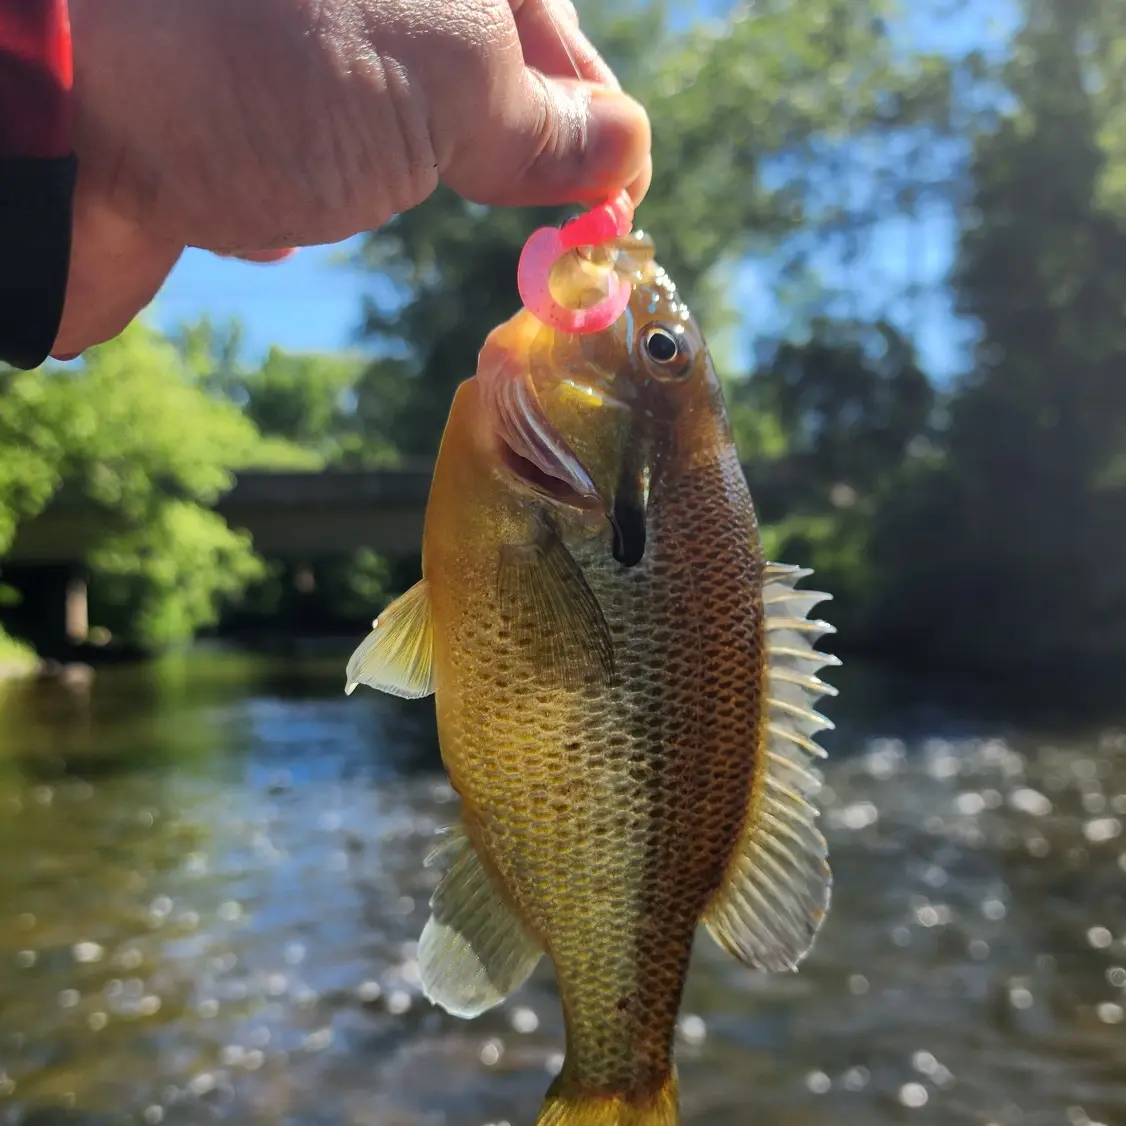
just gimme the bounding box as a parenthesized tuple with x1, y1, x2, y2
(644, 327, 679, 363)
(638, 322, 694, 380)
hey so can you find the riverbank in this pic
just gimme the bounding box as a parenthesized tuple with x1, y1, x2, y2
(0, 628, 97, 692)
(0, 629, 39, 680)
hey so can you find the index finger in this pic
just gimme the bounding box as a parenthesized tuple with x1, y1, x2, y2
(511, 0, 621, 88)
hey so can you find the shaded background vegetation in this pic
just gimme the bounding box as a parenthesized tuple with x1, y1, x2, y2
(2, 0, 1124, 688)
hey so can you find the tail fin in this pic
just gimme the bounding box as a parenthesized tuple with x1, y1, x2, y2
(533, 1071, 678, 1125)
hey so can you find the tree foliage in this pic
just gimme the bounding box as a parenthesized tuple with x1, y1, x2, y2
(176, 316, 406, 467)
(729, 317, 936, 634)
(0, 325, 314, 650)
(857, 0, 1126, 674)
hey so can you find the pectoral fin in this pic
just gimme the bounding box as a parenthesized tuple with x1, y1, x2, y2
(703, 562, 838, 972)
(418, 825, 543, 1018)
(497, 520, 615, 689)
(344, 579, 435, 698)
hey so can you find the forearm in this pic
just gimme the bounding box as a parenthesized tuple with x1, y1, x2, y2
(0, 0, 75, 369)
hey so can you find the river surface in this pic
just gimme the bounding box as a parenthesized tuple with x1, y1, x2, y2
(0, 650, 1124, 1126)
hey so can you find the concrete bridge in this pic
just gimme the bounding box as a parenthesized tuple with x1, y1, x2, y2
(3, 462, 807, 652)
(8, 465, 436, 566)
(7, 461, 806, 566)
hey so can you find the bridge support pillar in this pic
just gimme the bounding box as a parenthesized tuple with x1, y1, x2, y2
(0, 563, 88, 660)
(65, 575, 88, 644)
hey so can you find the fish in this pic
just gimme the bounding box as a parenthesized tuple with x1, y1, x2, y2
(345, 224, 839, 1126)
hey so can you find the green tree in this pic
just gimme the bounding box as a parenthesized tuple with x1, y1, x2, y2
(240, 348, 365, 460)
(1, 324, 314, 650)
(867, 0, 1126, 673)
(749, 318, 934, 500)
(733, 319, 935, 635)
(175, 317, 407, 467)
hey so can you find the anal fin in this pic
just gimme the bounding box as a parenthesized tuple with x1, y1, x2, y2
(345, 579, 434, 699)
(418, 824, 543, 1018)
(703, 562, 837, 973)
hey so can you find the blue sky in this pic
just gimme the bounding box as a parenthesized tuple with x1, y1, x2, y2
(151, 239, 369, 360)
(149, 0, 1021, 381)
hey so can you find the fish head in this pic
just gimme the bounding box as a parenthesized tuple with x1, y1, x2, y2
(477, 230, 724, 566)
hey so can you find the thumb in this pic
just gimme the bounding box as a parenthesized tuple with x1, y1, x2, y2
(444, 76, 651, 210)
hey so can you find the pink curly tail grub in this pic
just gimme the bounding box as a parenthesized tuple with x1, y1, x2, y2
(517, 190, 635, 334)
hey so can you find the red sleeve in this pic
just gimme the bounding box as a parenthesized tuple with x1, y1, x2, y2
(0, 0, 76, 369)
(0, 0, 73, 157)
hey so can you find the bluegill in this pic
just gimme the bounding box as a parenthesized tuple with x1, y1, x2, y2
(346, 225, 838, 1126)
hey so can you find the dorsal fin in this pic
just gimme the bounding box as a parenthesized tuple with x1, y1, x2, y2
(703, 561, 838, 973)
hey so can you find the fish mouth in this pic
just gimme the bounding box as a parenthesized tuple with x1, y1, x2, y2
(478, 332, 601, 509)
(498, 438, 598, 511)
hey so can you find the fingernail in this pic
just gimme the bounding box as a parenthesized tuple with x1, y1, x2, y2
(585, 89, 651, 192)
(627, 153, 653, 208)
(246, 248, 298, 264)
(214, 248, 298, 263)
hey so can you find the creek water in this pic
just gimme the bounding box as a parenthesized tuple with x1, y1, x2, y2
(0, 650, 1123, 1126)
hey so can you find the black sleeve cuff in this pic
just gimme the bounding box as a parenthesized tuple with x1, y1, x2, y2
(0, 153, 76, 370)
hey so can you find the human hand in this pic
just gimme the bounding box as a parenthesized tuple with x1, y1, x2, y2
(55, 0, 652, 358)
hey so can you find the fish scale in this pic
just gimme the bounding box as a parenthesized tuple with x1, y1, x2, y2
(344, 233, 837, 1126)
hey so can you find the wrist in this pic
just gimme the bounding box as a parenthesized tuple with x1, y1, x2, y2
(0, 0, 76, 369)
(0, 0, 73, 157)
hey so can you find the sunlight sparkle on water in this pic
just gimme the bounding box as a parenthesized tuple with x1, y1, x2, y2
(4, 663, 1126, 1125)
(479, 1039, 504, 1066)
(1088, 926, 1113, 949)
(386, 989, 413, 1014)
(509, 1007, 539, 1034)
(898, 1082, 929, 1108)
(805, 1071, 831, 1094)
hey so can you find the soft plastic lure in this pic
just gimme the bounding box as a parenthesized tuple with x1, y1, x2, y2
(517, 190, 635, 334)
